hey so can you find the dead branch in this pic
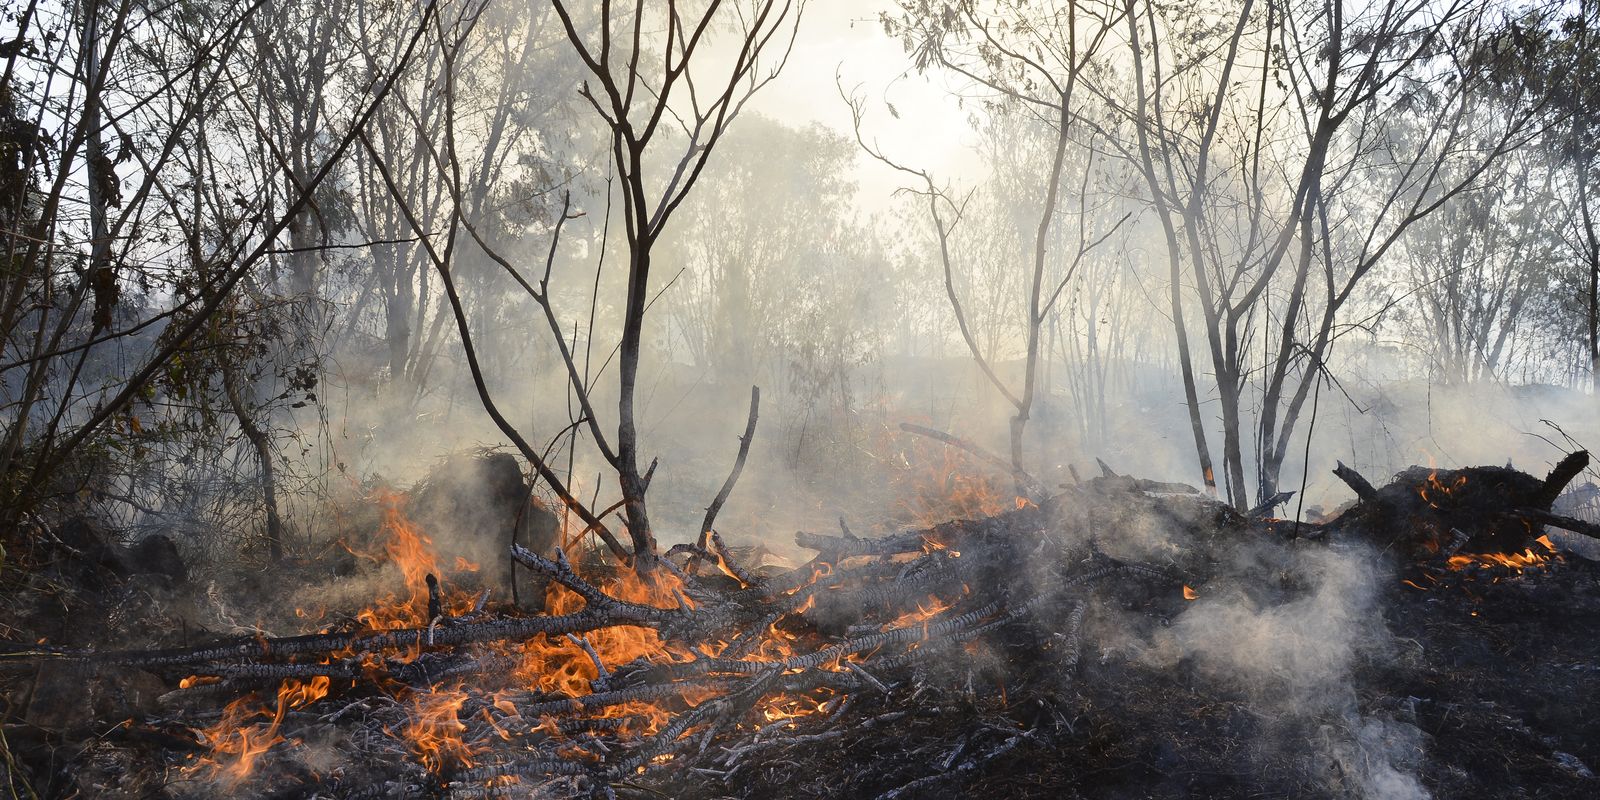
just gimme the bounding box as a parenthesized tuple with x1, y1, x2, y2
(701, 386, 761, 549)
(1333, 461, 1380, 502)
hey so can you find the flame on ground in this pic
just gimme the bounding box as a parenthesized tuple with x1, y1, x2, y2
(353, 489, 480, 631)
(403, 686, 474, 772)
(1446, 534, 1559, 573)
(186, 488, 852, 785)
(188, 676, 330, 785)
(882, 425, 1027, 527)
(1406, 534, 1563, 593)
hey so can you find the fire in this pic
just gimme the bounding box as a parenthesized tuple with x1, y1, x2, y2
(352, 489, 479, 631)
(740, 619, 805, 663)
(888, 594, 955, 629)
(1446, 539, 1557, 573)
(187, 491, 496, 782)
(403, 686, 474, 772)
(513, 560, 698, 698)
(279, 675, 331, 707)
(1418, 469, 1468, 510)
(188, 676, 330, 784)
(1183, 585, 1198, 601)
(885, 426, 1019, 527)
(758, 692, 833, 723)
(193, 696, 283, 785)
(1410, 533, 1563, 591)
(187, 487, 876, 786)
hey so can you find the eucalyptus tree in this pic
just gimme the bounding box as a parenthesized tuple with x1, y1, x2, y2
(878, 0, 1555, 508)
(344, 0, 584, 404)
(1474, 2, 1600, 388)
(1390, 146, 1563, 385)
(0, 0, 435, 545)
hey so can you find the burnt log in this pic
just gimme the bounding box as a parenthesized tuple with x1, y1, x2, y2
(1327, 452, 1590, 557)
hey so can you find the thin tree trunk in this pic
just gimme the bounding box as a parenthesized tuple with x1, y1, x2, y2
(1123, 0, 1218, 497)
(222, 361, 284, 561)
(1012, 88, 1075, 486)
(1578, 158, 1600, 392)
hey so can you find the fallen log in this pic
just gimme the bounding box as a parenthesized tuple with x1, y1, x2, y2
(1327, 451, 1590, 556)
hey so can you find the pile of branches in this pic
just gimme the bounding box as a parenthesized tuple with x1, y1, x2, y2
(7, 452, 1599, 799)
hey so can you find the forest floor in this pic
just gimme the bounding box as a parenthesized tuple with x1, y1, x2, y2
(640, 541, 1600, 799)
(2, 463, 1599, 799)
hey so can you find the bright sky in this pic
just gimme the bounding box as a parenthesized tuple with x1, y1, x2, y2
(744, 0, 991, 209)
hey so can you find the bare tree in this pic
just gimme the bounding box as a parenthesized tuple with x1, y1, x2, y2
(861, 0, 1130, 491)
(1108, 0, 1550, 506)
(0, 0, 434, 532)
(362, 0, 803, 568)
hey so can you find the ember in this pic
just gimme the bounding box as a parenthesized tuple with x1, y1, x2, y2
(7, 452, 1598, 798)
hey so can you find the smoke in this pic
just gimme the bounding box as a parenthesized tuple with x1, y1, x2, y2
(1142, 540, 1430, 799)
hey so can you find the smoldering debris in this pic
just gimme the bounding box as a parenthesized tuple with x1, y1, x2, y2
(3, 456, 1598, 799)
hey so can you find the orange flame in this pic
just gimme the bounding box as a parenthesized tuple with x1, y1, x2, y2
(189, 676, 330, 785)
(888, 595, 955, 629)
(352, 489, 475, 630)
(403, 687, 475, 772)
(1418, 470, 1468, 510)
(1445, 532, 1558, 573)
(884, 427, 1019, 527)
(191, 486, 881, 784)
(757, 692, 834, 723)
(1418, 533, 1562, 589)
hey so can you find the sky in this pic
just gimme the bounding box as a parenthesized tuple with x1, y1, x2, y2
(742, 0, 992, 209)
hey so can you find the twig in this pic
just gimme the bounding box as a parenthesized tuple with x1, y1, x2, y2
(567, 633, 610, 683)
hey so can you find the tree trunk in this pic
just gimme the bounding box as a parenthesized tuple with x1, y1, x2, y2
(381, 242, 414, 391)
(1579, 159, 1600, 392)
(222, 361, 284, 561)
(618, 230, 657, 565)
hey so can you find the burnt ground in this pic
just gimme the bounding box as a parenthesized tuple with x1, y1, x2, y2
(3, 470, 1600, 799)
(645, 555, 1600, 800)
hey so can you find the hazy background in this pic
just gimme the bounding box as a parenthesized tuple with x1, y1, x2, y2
(3, 0, 1598, 565)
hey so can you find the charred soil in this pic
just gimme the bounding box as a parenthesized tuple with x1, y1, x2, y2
(2, 456, 1598, 800)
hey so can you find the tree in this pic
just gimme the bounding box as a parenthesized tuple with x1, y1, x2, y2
(1110, 0, 1550, 506)
(0, 0, 434, 539)
(1478, 2, 1600, 389)
(1390, 147, 1562, 385)
(363, 0, 804, 568)
(865, 0, 1131, 491)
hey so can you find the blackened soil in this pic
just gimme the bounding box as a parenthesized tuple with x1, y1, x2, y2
(655, 558, 1600, 800)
